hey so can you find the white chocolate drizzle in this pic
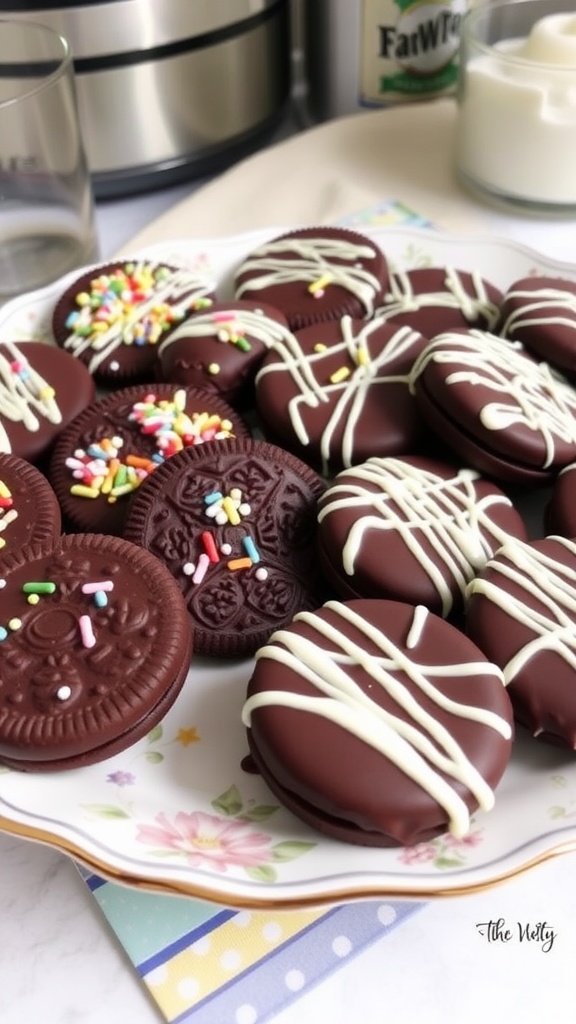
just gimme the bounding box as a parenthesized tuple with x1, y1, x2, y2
(376, 266, 500, 330)
(500, 285, 576, 339)
(408, 329, 576, 468)
(235, 236, 382, 317)
(242, 601, 510, 838)
(317, 458, 514, 616)
(157, 306, 292, 355)
(467, 535, 576, 683)
(256, 317, 422, 475)
(0, 342, 62, 452)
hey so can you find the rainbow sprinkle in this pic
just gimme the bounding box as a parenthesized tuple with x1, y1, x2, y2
(185, 485, 268, 586)
(65, 263, 182, 347)
(203, 487, 251, 526)
(66, 392, 235, 502)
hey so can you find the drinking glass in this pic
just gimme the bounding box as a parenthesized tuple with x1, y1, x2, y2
(0, 18, 98, 302)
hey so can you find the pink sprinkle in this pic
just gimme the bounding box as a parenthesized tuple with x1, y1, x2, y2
(79, 614, 96, 648)
(192, 552, 210, 584)
(82, 580, 114, 594)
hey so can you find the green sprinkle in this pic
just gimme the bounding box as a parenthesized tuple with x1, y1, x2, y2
(22, 582, 56, 595)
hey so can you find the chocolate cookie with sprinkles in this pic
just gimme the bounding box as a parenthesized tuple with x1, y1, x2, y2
(123, 437, 327, 658)
(156, 299, 290, 407)
(0, 533, 193, 771)
(51, 258, 216, 385)
(48, 384, 250, 536)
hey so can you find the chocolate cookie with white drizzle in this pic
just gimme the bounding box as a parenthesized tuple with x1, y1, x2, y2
(467, 535, 576, 749)
(255, 316, 427, 475)
(373, 266, 503, 337)
(243, 599, 514, 847)
(409, 328, 576, 485)
(234, 227, 389, 331)
(316, 455, 528, 619)
(0, 341, 95, 463)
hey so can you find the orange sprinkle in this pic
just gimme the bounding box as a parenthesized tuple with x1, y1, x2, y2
(125, 454, 156, 472)
(227, 557, 252, 571)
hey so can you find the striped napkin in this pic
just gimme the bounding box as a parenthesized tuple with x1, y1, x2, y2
(80, 869, 423, 1023)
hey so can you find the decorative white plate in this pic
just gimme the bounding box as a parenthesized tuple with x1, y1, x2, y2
(1, 226, 576, 910)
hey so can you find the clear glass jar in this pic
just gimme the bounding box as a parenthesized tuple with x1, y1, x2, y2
(455, 0, 576, 214)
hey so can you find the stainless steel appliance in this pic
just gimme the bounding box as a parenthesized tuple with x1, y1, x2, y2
(0, 0, 291, 196)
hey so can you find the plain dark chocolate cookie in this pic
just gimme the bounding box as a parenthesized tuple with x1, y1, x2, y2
(234, 227, 389, 331)
(52, 258, 216, 384)
(243, 599, 514, 847)
(0, 341, 96, 463)
(0, 453, 61, 561)
(49, 383, 248, 536)
(123, 437, 327, 658)
(0, 532, 193, 771)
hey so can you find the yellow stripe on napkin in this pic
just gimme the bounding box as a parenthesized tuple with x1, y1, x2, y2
(144, 908, 326, 1019)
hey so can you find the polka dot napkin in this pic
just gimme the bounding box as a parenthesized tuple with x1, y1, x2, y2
(80, 869, 423, 1023)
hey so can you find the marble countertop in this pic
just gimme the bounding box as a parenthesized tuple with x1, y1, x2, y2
(1, 828, 575, 1024)
(2, 119, 576, 1024)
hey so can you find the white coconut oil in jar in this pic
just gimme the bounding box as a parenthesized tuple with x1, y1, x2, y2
(296, 0, 469, 124)
(455, 0, 576, 213)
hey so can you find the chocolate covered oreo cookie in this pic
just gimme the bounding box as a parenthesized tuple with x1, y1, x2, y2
(0, 453, 61, 561)
(156, 300, 289, 406)
(498, 276, 576, 378)
(545, 461, 576, 537)
(49, 384, 247, 537)
(255, 316, 427, 475)
(409, 328, 576, 485)
(52, 259, 215, 384)
(123, 437, 327, 658)
(317, 456, 528, 618)
(374, 266, 502, 336)
(243, 599, 514, 847)
(0, 341, 96, 463)
(0, 533, 193, 771)
(466, 535, 576, 749)
(234, 227, 389, 331)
